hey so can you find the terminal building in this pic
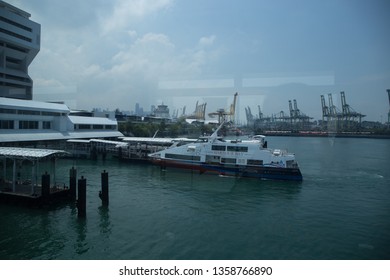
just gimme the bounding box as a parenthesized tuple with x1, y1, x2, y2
(0, 1, 123, 147)
(0, 97, 122, 146)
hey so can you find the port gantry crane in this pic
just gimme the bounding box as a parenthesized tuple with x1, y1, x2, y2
(321, 92, 365, 131)
(320, 94, 330, 126)
(208, 92, 238, 124)
(287, 99, 311, 128)
(245, 106, 254, 127)
(320, 93, 342, 131)
(340, 91, 365, 129)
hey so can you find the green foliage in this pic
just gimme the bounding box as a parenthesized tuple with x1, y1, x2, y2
(118, 120, 215, 138)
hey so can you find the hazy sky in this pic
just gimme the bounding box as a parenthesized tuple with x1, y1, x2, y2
(8, 0, 390, 122)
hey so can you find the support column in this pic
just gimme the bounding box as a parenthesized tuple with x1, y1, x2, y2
(69, 167, 77, 199)
(99, 170, 109, 206)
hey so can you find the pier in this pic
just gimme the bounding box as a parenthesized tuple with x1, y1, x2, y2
(0, 147, 70, 207)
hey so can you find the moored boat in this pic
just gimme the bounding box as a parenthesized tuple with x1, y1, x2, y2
(148, 123, 303, 181)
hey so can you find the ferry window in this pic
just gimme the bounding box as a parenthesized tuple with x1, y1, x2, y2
(93, 125, 104, 129)
(166, 153, 201, 161)
(78, 124, 91, 129)
(206, 155, 220, 162)
(221, 158, 236, 164)
(227, 146, 248, 152)
(212, 145, 226, 151)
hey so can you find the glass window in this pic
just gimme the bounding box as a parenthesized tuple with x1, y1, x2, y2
(0, 120, 14, 129)
(19, 121, 38, 129)
(221, 158, 236, 164)
(227, 146, 248, 152)
(212, 145, 226, 151)
(42, 121, 51, 129)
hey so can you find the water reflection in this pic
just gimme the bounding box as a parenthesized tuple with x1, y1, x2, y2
(155, 166, 302, 199)
(74, 218, 88, 255)
(98, 206, 111, 235)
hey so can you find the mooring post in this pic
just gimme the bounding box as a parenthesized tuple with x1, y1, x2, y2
(77, 176, 87, 218)
(41, 171, 50, 200)
(99, 170, 109, 206)
(69, 167, 77, 200)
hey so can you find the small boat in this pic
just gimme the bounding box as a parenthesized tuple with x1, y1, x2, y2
(148, 123, 303, 181)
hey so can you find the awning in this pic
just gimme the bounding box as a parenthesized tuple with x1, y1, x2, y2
(0, 147, 67, 160)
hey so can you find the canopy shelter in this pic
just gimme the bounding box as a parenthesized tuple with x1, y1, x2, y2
(0, 147, 67, 194)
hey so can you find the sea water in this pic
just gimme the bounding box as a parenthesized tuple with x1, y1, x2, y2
(0, 136, 389, 259)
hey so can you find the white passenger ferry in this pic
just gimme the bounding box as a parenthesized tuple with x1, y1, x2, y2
(148, 123, 303, 181)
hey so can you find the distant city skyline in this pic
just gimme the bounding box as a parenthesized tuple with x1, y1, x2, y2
(7, 0, 390, 122)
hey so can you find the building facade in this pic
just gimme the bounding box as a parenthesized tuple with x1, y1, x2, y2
(0, 97, 122, 146)
(0, 0, 40, 100)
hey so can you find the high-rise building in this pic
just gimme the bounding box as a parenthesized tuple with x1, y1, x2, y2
(0, 0, 40, 100)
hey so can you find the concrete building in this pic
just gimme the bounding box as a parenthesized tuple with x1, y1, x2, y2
(153, 104, 170, 119)
(0, 97, 122, 146)
(0, 1, 40, 100)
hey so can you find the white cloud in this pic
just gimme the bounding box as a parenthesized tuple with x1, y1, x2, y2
(82, 64, 102, 77)
(127, 30, 138, 39)
(100, 0, 173, 35)
(199, 35, 216, 47)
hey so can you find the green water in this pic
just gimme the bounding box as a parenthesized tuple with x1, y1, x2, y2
(1, 136, 389, 259)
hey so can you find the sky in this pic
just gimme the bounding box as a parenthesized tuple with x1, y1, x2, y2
(7, 0, 390, 122)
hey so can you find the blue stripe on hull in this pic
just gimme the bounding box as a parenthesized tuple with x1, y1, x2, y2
(153, 159, 303, 181)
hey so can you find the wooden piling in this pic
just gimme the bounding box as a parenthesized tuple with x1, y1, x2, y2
(69, 167, 77, 200)
(77, 176, 86, 218)
(99, 170, 109, 206)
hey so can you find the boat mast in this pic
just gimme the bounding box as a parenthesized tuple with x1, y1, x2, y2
(210, 121, 225, 139)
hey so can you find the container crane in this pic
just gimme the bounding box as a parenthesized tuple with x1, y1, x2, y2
(245, 106, 254, 126)
(208, 92, 238, 124)
(321, 95, 330, 119)
(340, 91, 365, 129)
(258, 105, 264, 120)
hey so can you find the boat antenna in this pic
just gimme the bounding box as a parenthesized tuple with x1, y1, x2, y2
(211, 121, 225, 139)
(152, 130, 159, 138)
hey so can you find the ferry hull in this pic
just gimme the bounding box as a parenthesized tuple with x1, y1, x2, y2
(152, 159, 303, 181)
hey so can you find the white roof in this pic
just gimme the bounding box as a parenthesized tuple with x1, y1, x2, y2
(68, 116, 117, 125)
(0, 97, 70, 113)
(0, 130, 123, 142)
(121, 137, 196, 144)
(121, 137, 174, 144)
(67, 139, 128, 147)
(0, 147, 67, 160)
(89, 139, 128, 146)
